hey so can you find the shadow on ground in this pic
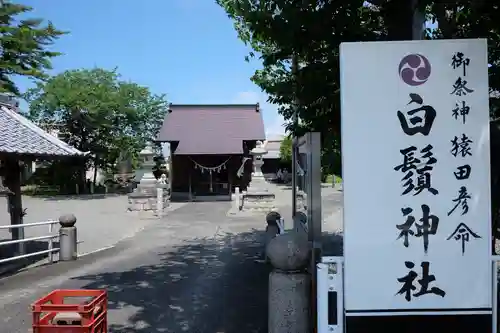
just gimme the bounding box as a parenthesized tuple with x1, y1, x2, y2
(0, 239, 59, 276)
(73, 229, 269, 333)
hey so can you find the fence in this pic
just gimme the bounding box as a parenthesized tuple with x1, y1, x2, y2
(317, 255, 500, 333)
(0, 220, 60, 265)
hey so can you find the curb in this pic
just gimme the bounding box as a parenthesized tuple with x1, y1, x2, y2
(0, 260, 28, 277)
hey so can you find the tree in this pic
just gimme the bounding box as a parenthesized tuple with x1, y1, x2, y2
(0, 1, 66, 95)
(218, 0, 500, 237)
(24, 68, 168, 191)
(217, 0, 500, 133)
(216, 0, 383, 175)
(217, 0, 380, 136)
(279, 134, 292, 164)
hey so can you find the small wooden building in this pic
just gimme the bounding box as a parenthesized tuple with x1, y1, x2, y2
(0, 102, 85, 253)
(156, 104, 266, 201)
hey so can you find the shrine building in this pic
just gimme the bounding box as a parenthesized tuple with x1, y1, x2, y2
(156, 104, 266, 201)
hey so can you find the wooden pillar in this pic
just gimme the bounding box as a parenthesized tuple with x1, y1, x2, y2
(3, 157, 25, 255)
(188, 166, 192, 201)
(168, 155, 173, 189)
(228, 159, 232, 199)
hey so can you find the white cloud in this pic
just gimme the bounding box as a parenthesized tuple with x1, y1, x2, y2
(232, 91, 286, 139)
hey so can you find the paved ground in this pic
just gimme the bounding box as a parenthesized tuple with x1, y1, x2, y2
(0, 201, 270, 332)
(0, 187, 344, 332)
(0, 194, 188, 257)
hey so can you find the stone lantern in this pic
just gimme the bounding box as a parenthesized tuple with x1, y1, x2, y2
(135, 143, 156, 185)
(250, 142, 267, 181)
(127, 142, 167, 213)
(239, 140, 276, 212)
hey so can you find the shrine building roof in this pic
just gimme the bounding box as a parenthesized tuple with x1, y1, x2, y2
(157, 104, 266, 155)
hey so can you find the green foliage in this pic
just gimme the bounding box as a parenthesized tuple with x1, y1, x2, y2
(152, 142, 167, 179)
(218, 0, 500, 236)
(24, 68, 169, 175)
(320, 132, 341, 177)
(218, 0, 500, 187)
(27, 159, 82, 194)
(279, 134, 292, 164)
(0, 1, 66, 95)
(217, 0, 500, 133)
(217, 0, 380, 136)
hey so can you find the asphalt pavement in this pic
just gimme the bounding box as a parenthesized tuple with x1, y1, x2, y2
(0, 201, 269, 333)
(0, 188, 344, 332)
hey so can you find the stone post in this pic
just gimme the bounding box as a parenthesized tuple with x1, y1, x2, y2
(156, 186, 163, 217)
(267, 231, 310, 333)
(234, 186, 240, 211)
(59, 214, 77, 261)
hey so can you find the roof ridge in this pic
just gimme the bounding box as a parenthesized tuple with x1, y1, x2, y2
(170, 103, 258, 107)
(1, 106, 85, 156)
(169, 104, 260, 111)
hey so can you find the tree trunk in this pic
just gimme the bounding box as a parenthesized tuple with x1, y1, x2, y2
(93, 160, 98, 189)
(382, 0, 415, 41)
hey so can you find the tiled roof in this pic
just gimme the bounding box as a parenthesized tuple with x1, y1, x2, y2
(263, 151, 280, 159)
(157, 104, 265, 155)
(0, 105, 85, 157)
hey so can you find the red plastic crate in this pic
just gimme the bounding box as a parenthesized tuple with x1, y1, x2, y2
(31, 289, 107, 333)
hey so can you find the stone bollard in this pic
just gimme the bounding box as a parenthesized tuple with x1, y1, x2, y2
(156, 186, 163, 217)
(156, 181, 169, 217)
(157, 174, 170, 217)
(59, 214, 77, 261)
(267, 231, 311, 333)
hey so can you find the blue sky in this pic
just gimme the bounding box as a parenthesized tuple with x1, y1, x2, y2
(14, 0, 286, 137)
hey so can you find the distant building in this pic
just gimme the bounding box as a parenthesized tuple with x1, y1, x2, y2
(262, 134, 287, 179)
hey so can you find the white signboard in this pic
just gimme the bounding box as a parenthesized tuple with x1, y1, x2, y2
(341, 39, 491, 316)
